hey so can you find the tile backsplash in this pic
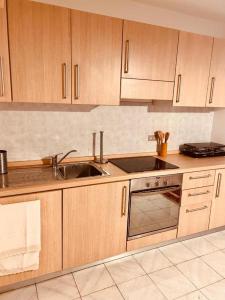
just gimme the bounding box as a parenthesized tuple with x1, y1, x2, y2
(0, 106, 214, 161)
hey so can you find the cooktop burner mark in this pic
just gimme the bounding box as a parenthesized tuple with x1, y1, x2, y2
(109, 156, 179, 173)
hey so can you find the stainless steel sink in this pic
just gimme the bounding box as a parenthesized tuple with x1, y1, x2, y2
(57, 162, 109, 180)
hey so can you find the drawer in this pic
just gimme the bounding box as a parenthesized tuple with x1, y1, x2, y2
(181, 186, 213, 206)
(182, 170, 215, 190)
(177, 201, 211, 237)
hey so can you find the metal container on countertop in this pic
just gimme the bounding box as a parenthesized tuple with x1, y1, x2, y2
(0, 150, 8, 174)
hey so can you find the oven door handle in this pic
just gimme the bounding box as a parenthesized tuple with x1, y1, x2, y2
(131, 186, 180, 196)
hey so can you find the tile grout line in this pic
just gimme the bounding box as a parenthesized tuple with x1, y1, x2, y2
(35, 284, 40, 300)
(71, 271, 83, 300)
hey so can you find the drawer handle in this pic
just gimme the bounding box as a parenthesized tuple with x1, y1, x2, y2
(188, 190, 210, 197)
(189, 174, 211, 180)
(121, 186, 127, 216)
(216, 173, 222, 198)
(186, 205, 208, 213)
(176, 74, 182, 103)
(124, 40, 129, 74)
(0, 56, 5, 97)
(209, 77, 215, 104)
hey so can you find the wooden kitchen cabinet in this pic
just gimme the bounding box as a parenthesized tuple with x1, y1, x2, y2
(71, 10, 122, 105)
(206, 38, 225, 107)
(173, 32, 213, 107)
(121, 21, 178, 101)
(0, 190, 62, 288)
(7, 0, 71, 104)
(209, 169, 225, 229)
(0, 0, 11, 102)
(63, 181, 129, 269)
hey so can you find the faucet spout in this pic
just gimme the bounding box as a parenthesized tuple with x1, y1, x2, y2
(52, 149, 77, 169)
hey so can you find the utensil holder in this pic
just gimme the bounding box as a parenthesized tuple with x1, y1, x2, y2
(160, 143, 168, 157)
(0, 150, 8, 174)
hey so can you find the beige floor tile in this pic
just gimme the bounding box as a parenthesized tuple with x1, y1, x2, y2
(201, 279, 225, 300)
(73, 264, 114, 297)
(118, 275, 166, 300)
(0, 285, 37, 300)
(149, 266, 195, 300)
(37, 274, 80, 300)
(177, 258, 221, 288)
(82, 286, 123, 300)
(160, 242, 196, 264)
(105, 256, 145, 284)
(134, 248, 172, 273)
(182, 236, 218, 256)
(177, 290, 207, 300)
(202, 250, 225, 277)
(204, 231, 225, 249)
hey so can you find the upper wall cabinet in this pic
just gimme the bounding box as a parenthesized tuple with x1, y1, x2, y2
(121, 21, 178, 101)
(7, 0, 71, 104)
(0, 0, 11, 102)
(71, 11, 122, 105)
(206, 38, 225, 108)
(173, 32, 213, 107)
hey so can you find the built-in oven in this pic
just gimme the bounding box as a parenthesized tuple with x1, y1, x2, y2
(128, 174, 182, 240)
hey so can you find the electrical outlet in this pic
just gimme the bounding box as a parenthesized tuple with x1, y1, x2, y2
(148, 135, 156, 141)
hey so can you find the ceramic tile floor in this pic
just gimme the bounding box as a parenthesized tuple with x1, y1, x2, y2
(2, 231, 225, 300)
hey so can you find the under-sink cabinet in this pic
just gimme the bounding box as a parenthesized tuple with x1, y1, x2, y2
(0, 190, 62, 288)
(63, 181, 129, 270)
(0, 0, 11, 102)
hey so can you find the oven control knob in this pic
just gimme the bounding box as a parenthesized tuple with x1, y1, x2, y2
(164, 180, 168, 186)
(155, 181, 159, 187)
(146, 182, 151, 188)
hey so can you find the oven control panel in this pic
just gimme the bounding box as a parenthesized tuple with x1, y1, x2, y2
(131, 174, 183, 192)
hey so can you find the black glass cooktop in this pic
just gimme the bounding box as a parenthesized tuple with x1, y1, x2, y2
(109, 156, 179, 173)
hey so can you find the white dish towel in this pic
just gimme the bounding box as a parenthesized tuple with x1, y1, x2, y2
(0, 200, 41, 276)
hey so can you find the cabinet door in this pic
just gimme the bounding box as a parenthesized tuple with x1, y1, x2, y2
(209, 169, 225, 229)
(7, 0, 71, 104)
(178, 201, 211, 237)
(173, 32, 213, 107)
(71, 10, 122, 105)
(122, 20, 178, 81)
(207, 38, 225, 107)
(0, 191, 62, 288)
(63, 181, 129, 269)
(0, 0, 11, 102)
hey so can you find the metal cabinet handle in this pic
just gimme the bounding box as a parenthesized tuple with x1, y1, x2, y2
(124, 40, 129, 74)
(186, 205, 208, 213)
(209, 77, 215, 104)
(121, 186, 127, 216)
(188, 190, 210, 197)
(74, 64, 79, 100)
(0, 56, 5, 97)
(176, 74, 182, 103)
(62, 63, 67, 99)
(216, 173, 222, 198)
(189, 174, 211, 180)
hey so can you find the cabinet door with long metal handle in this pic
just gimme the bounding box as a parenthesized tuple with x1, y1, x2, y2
(62, 63, 67, 99)
(74, 64, 79, 100)
(208, 77, 215, 104)
(121, 186, 127, 216)
(124, 40, 129, 74)
(0, 56, 5, 97)
(216, 173, 222, 198)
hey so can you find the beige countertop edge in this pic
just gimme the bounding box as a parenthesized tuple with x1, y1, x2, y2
(1, 154, 225, 198)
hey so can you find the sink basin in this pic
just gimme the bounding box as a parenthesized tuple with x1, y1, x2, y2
(57, 162, 108, 180)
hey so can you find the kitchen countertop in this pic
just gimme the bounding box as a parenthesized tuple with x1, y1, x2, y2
(1, 153, 225, 197)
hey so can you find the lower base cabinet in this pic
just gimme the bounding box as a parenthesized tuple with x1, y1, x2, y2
(0, 191, 62, 288)
(178, 201, 211, 237)
(63, 181, 129, 269)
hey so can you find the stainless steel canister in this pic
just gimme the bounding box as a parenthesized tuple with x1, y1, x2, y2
(0, 150, 8, 174)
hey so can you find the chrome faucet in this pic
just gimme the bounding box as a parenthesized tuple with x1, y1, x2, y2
(94, 131, 108, 164)
(52, 149, 77, 169)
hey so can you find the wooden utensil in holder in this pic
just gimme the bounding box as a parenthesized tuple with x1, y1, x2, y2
(154, 131, 170, 156)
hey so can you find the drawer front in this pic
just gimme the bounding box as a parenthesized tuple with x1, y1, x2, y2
(178, 201, 211, 237)
(183, 170, 215, 190)
(181, 186, 213, 206)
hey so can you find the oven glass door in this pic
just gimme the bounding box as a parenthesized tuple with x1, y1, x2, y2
(128, 186, 181, 239)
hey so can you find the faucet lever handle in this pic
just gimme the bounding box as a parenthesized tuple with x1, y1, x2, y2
(51, 152, 63, 167)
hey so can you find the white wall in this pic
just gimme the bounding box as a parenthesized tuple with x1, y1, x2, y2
(34, 0, 225, 37)
(211, 110, 225, 143)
